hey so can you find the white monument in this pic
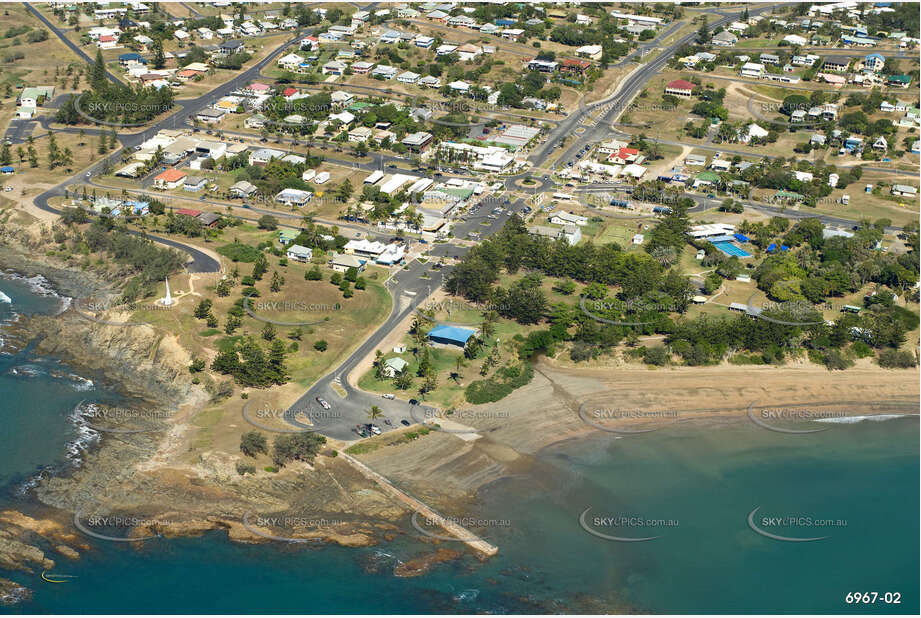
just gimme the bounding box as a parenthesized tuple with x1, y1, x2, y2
(160, 277, 173, 307)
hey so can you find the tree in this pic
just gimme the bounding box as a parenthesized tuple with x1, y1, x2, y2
(696, 16, 709, 43)
(240, 431, 268, 457)
(152, 38, 165, 69)
(271, 432, 326, 467)
(367, 405, 383, 421)
(91, 48, 106, 90)
(270, 270, 283, 292)
(313, 339, 328, 351)
(257, 215, 278, 230)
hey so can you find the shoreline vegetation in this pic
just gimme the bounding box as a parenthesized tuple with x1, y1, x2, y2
(0, 223, 918, 607)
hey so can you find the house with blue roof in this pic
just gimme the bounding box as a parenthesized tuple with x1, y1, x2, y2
(864, 53, 885, 72)
(428, 324, 477, 347)
(118, 52, 147, 67)
(1, 166, 14, 175)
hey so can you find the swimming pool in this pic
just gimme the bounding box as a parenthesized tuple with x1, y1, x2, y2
(712, 240, 752, 258)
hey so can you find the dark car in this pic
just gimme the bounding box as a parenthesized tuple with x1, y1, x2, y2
(409, 399, 419, 406)
(400, 419, 410, 426)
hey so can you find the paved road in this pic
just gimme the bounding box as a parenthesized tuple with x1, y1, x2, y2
(24, 4, 122, 84)
(28, 17, 308, 272)
(282, 259, 450, 440)
(575, 184, 905, 234)
(529, 5, 774, 170)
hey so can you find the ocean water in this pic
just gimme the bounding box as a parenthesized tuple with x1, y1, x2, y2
(1, 270, 918, 614)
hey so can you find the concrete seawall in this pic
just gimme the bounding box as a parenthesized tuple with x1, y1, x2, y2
(340, 452, 498, 557)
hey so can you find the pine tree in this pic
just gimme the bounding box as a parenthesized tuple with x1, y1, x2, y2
(152, 38, 165, 69)
(91, 48, 107, 91)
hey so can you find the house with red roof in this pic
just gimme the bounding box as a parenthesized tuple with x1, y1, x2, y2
(244, 82, 271, 95)
(176, 69, 201, 81)
(97, 34, 119, 49)
(282, 87, 299, 100)
(664, 79, 695, 97)
(301, 35, 319, 51)
(608, 147, 640, 165)
(154, 168, 187, 190)
(559, 58, 591, 75)
(175, 208, 202, 217)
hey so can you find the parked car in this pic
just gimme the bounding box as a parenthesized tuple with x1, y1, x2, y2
(316, 397, 331, 410)
(400, 419, 411, 426)
(382, 393, 395, 399)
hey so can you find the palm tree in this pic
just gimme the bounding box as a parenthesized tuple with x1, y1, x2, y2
(367, 405, 383, 421)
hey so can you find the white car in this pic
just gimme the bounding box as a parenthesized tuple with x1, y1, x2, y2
(315, 397, 331, 410)
(370, 425, 382, 435)
(382, 393, 395, 400)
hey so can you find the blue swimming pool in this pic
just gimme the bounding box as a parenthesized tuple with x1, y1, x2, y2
(712, 240, 752, 258)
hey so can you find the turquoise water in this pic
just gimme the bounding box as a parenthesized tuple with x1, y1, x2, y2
(1, 270, 918, 614)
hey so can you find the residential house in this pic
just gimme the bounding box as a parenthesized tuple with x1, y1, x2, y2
(154, 169, 186, 189)
(195, 108, 226, 124)
(183, 176, 207, 192)
(712, 31, 738, 46)
(402, 132, 433, 153)
(864, 53, 885, 71)
(891, 184, 917, 197)
(397, 71, 420, 84)
(664, 79, 695, 97)
(275, 188, 312, 206)
(286, 244, 313, 262)
(230, 180, 257, 198)
(822, 56, 851, 72)
(371, 65, 399, 79)
(550, 212, 588, 226)
(382, 357, 408, 377)
(248, 148, 285, 166)
(329, 252, 365, 273)
(528, 224, 581, 245)
(740, 62, 764, 78)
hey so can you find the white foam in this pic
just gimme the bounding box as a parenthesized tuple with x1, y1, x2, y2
(814, 414, 913, 424)
(0, 290, 10, 304)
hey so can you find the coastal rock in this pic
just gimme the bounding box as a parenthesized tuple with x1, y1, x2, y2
(0, 510, 86, 549)
(0, 577, 33, 607)
(0, 532, 53, 573)
(393, 548, 462, 578)
(54, 545, 80, 560)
